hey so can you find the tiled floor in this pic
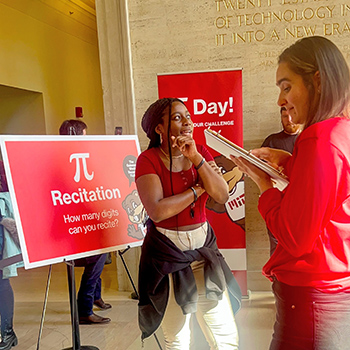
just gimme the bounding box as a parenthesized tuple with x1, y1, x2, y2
(8, 261, 275, 350)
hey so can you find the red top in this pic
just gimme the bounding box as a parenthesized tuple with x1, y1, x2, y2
(260, 117, 350, 291)
(136, 145, 213, 229)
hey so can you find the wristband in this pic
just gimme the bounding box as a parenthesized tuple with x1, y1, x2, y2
(190, 186, 198, 202)
(194, 158, 205, 170)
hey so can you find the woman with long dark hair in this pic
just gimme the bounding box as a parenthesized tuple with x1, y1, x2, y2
(136, 98, 241, 349)
(232, 36, 350, 349)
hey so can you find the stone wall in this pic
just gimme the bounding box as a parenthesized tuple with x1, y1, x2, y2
(127, 0, 350, 290)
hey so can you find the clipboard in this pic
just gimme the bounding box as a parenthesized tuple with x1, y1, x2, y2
(204, 128, 289, 191)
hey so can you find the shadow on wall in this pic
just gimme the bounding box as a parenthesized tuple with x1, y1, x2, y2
(0, 84, 46, 135)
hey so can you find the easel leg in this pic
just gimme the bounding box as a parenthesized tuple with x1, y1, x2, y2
(36, 264, 52, 350)
(62, 260, 99, 350)
(118, 247, 163, 350)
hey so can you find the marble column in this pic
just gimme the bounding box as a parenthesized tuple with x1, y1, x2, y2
(95, 0, 140, 292)
(95, 0, 136, 136)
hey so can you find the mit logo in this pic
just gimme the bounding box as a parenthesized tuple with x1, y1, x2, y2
(227, 194, 245, 210)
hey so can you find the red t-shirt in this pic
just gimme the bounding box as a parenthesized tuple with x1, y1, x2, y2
(136, 145, 213, 229)
(259, 117, 350, 291)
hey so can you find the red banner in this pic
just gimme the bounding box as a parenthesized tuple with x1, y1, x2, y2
(158, 70, 247, 294)
(1, 136, 145, 269)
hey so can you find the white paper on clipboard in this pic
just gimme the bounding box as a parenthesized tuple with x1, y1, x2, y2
(204, 128, 289, 191)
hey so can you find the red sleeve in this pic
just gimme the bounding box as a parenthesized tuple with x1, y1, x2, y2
(283, 154, 293, 178)
(258, 136, 341, 257)
(135, 151, 158, 180)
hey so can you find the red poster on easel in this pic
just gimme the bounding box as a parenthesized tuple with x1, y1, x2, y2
(158, 69, 247, 295)
(0, 135, 145, 269)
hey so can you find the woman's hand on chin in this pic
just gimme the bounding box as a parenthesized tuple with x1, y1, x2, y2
(171, 135, 198, 159)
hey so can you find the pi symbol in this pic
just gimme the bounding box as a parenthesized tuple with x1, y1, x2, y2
(69, 153, 94, 182)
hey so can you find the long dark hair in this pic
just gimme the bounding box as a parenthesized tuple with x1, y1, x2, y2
(278, 36, 350, 129)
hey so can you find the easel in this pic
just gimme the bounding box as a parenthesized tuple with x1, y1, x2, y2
(35, 260, 98, 350)
(32, 247, 163, 350)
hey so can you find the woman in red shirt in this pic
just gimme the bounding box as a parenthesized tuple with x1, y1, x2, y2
(233, 36, 350, 349)
(136, 98, 241, 349)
